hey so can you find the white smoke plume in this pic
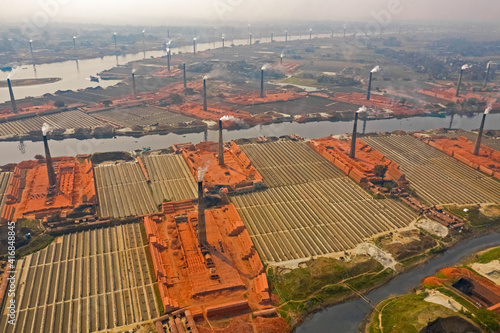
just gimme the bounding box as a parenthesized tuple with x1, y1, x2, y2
(261, 64, 272, 70)
(113, 32, 116, 36)
(371, 65, 380, 73)
(203, 75, 209, 80)
(198, 165, 208, 182)
(42, 123, 53, 136)
(357, 106, 367, 113)
(193, 37, 197, 41)
(132, 68, 136, 74)
(485, 105, 492, 115)
(142, 29, 146, 34)
(29, 39, 33, 43)
(220, 115, 246, 125)
(461, 64, 472, 70)
(73, 36, 77, 39)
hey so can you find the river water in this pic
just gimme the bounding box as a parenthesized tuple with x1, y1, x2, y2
(0, 33, 335, 103)
(296, 233, 500, 333)
(1, 112, 499, 166)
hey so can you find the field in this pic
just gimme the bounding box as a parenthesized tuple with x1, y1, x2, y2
(91, 106, 196, 128)
(231, 141, 417, 264)
(0, 223, 158, 333)
(94, 162, 157, 218)
(0, 172, 11, 218)
(363, 135, 500, 205)
(0, 111, 106, 137)
(143, 154, 197, 204)
(241, 95, 357, 116)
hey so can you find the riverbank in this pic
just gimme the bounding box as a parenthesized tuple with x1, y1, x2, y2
(295, 218, 500, 333)
(0, 77, 61, 87)
(363, 244, 500, 332)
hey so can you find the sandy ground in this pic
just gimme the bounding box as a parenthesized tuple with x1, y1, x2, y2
(355, 243, 396, 270)
(424, 289, 463, 312)
(416, 218, 449, 238)
(471, 260, 500, 285)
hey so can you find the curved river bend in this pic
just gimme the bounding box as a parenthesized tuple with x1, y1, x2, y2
(296, 233, 500, 332)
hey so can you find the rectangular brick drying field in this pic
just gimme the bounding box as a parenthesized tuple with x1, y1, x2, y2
(0, 172, 12, 218)
(142, 154, 197, 204)
(0, 223, 158, 333)
(363, 135, 500, 205)
(94, 162, 157, 218)
(231, 141, 417, 264)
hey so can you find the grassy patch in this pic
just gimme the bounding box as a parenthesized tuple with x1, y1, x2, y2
(281, 76, 318, 87)
(16, 233, 54, 258)
(270, 257, 382, 302)
(153, 283, 164, 315)
(475, 247, 500, 264)
(144, 243, 156, 283)
(139, 222, 148, 245)
(445, 205, 500, 229)
(371, 293, 468, 333)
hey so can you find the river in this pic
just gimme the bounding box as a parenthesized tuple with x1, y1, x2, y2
(1, 112, 499, 166)
(296, 233, 500, 333)
(0, 33, 335, 104)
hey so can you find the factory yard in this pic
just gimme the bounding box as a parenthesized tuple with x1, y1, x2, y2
(90, 106, 197, 128)
(363, 135, 500, 205)
(0, 172, 11, 218)
(142, 154, 198, 204)
(0, 110, 106, 137)
(0, 223, 158, 333)
(232, 141, 417, 264)
(94, 161, 157, 218)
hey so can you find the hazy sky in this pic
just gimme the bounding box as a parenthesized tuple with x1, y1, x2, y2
(2, 0, 499, 26)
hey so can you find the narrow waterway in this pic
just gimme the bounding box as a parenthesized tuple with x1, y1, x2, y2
(1, 112, 498, 166)
(296, 233, 500, 332)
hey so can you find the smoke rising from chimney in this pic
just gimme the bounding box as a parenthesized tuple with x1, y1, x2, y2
(371, 65, 380, 73)
(357, 106, 367, 113)
(485, 106, 492, 115)
(461, 64, 472, 70)
(198, 165, 208, 182)
(42, 123, 53, 136)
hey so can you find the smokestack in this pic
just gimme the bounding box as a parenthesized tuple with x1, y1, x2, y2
(219, 119, 224, 166)
(29, 40, 34, 59)
(350, 112, 359, 159)
(285, 30, 288, 42)
(332, 28, 334, 38)
(222, 36, 225, 50)
(484, 62, 491, 88)
(367, 72, 373, 101)
(203, 78, 207, 111)
(73, 36, 76, 52)
(449, 112, 455, 130)
(197, 181, 207, 246)
(7, 79, 17, 114)
(260, 69, 264, 98)
(249, 33, 252, 46)
(183, 64, 187, 89)
(280, 54, 283, 65)
(113, 33, 117, 49)
(167, 49, 171, 72)
(343, 26, 346, 37)
(43, 134, 56, 188)
(271, 32, 273, 42)
(193, 38, 196, 55)
(474, 108, 490, 155)
(456, 69, 464, 97)
(309, 29, 312, 40)
(132, 73, 137, 98)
